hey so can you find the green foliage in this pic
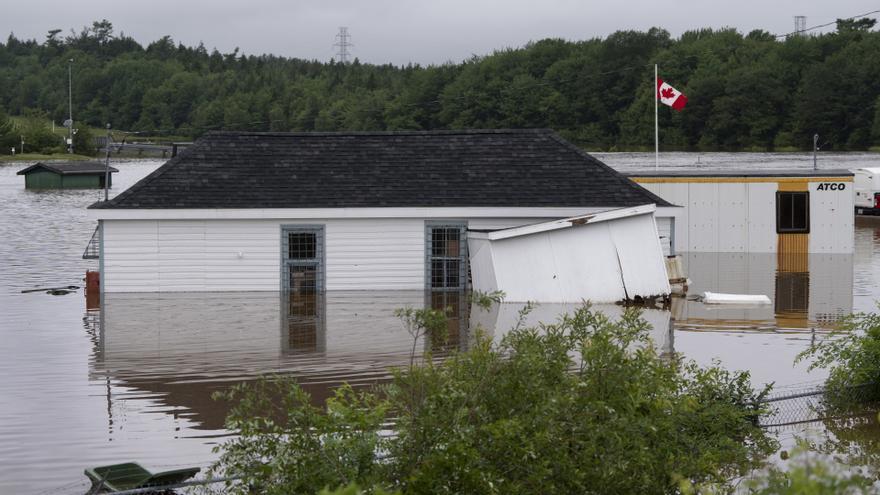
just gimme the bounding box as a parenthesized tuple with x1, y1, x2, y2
(3, 21, 880, 149)
(394, 306, 450, 366)
(18, 109, 61, 153)
(0, 106, 16, 154)
(210, 382, 390, 495)
(797, 310, 880, 405)
(212, 305, 776, 494)
(72, 125, 96, 155)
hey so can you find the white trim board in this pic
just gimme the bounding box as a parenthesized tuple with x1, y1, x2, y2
(89, 206, 680, 221)
(469, 204, 657, 241)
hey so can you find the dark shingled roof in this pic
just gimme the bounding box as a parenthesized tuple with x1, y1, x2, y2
(18, 161, 119, 176)
(91, 129, 670, 209)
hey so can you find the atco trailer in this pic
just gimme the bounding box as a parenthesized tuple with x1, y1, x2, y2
(628, 169, 854, 254)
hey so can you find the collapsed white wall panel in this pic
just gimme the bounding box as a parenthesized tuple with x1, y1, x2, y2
(468, 205, 670, 303)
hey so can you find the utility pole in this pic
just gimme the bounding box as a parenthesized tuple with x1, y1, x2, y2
(813, 133, 819, 170)
(67, 59, 74, 154)
(334, 27, 353, 64)
(104, 124, 111, 201)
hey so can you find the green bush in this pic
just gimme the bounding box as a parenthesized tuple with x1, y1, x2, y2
(210, 305, 776, 494)
(798, 310, 880, 406)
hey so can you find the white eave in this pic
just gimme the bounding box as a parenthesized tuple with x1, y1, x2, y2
(89, 206, 647, 221)
(468, 204, 657, 241)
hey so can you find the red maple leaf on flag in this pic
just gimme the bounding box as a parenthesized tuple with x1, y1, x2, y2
(660, 87, 676, 99)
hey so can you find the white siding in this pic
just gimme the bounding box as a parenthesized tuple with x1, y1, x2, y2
(104, 218, 428, 292)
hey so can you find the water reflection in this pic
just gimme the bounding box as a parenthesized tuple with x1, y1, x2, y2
(672, 252, 853, 332)
(89, 291, 675, 436)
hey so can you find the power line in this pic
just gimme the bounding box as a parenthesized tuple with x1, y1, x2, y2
(775, 8, 880, 38)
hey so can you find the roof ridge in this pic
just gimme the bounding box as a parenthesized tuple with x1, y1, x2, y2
(203, 128, 554, 138)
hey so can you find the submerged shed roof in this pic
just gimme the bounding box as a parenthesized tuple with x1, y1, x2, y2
(18, 161, 119, 176)
(91, 129, 670, 209)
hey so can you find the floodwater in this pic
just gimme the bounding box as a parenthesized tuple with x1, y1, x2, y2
(1, 151, 880, 493)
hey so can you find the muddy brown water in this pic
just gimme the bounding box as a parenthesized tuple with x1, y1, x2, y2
(1, 152, 879, 493)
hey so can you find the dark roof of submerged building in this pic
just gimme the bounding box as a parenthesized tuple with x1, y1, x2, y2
(90, 129, 671, 209)
(18, 161, 119, 175)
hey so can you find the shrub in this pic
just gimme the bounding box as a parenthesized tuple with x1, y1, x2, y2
(210, 305, 777, 494)
(798, 310, 880, 406)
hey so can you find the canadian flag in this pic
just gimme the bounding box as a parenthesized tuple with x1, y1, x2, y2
(657, 78, 688, 111)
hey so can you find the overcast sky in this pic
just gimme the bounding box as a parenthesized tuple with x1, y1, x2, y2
(3, 1, 879, 65)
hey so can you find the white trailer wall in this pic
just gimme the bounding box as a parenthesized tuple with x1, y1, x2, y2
(637, 179, 853, 254)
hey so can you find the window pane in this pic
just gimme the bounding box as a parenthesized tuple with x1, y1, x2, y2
(432, 230, 446, 257)
(779, 194, 793, 230)
(289, 233, 317, 260)
(777, 192, 809, 233)
(446, 230, 460, 257)
(793, 194, 808, 230)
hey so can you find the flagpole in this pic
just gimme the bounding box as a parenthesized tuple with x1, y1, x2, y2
(654, 63, 659, 170)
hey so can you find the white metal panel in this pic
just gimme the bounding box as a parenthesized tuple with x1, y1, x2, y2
(468, 238, 497, 294)
(717, 183, 748, 252)
(746, 183, 777, 252)
(489, 231, 567, 302)
(608, 214, 671, 298)
(835, 185, 854, 253)
(687, 183, 718, 252)
(808, 182, 854, 254)
(469, 212, 668, 303)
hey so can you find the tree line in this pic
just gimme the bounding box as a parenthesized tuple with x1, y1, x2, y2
(1, 18, 879, 154)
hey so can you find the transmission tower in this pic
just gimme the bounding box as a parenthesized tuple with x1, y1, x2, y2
(794, 16, 807, 35)
(334, 27, 353, 64)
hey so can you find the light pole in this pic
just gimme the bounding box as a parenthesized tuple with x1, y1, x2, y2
(67, 59, 74, 154)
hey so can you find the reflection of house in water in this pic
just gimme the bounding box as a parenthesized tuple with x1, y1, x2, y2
(671, 253, 853, 331)
(470, 301, 674, 355)
(92, 291, 674, 431)
(92, 291, 479, 431)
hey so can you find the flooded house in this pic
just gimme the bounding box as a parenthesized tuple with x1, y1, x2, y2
(18, 161, 118, 189)
(87, 129, 675, 298)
